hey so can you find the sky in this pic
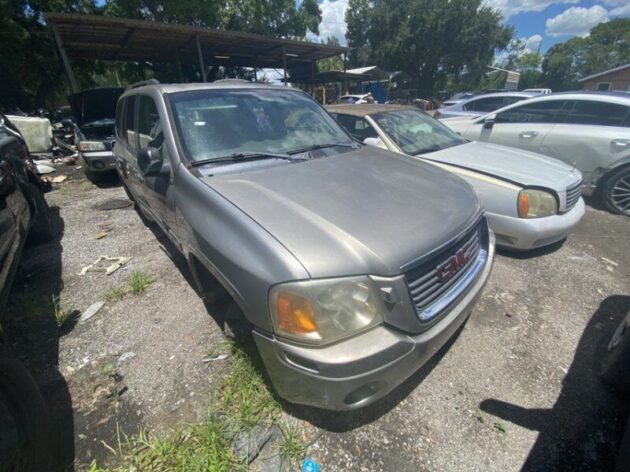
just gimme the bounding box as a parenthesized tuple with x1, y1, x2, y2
(307, 0, 630, 56)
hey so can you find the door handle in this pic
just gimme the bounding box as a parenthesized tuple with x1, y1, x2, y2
(611, 139, 630, 147)
(519, 131, 538, 139)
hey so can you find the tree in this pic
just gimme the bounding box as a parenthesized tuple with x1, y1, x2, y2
(0, 0, 321, 111)
(345, 0, 513, 97)
(542, 18, 630, 91)
(317, 36, 344, 72)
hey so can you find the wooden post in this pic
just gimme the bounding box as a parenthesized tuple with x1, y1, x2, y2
(176, 54, 184, 82)
(196, 35, 207, 82)
(50, 23, 78, 93)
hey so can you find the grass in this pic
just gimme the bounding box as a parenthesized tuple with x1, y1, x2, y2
(102, 271, 154, 303)
(51, 295, 79, 329)
(89, 339, 309, 471)
(127, 271, 153, 294)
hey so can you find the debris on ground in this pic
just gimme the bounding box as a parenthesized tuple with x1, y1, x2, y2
(49, 175, 68, 183)
(80, 255, 131, 276)
(36, 162, 56, 174)
(117, 351, 137, 366)
(232, 423, 281, 464)
(95, 198, 133, 211)
(203, 354, 229, 362)
(302, 459, 321, 472)
(601, 257, 618, 267)
(81, 301, 105, 322)
(62, 155, 77, 165)
(95, 230, 109, 240)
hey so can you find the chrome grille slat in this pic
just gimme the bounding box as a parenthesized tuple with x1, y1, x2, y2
(565, 180, 582, 210)
(403, 223, 483, 316)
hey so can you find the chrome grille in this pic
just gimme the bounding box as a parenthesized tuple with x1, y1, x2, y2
(565, 180, 582, 211)
(403, 221, 484, 319)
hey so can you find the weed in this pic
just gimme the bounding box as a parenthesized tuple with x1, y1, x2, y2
(102, 363, 115, 375)
(127, 271, 153, 294)
(218, 340, 280, 429)
(278, 422, 309, 465)
(103, 285, 127, 303)
(493, 421, 506, 433)
(51, 295, 78, 328)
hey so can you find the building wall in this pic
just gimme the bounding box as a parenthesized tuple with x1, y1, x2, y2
(581, 67, 630, 91)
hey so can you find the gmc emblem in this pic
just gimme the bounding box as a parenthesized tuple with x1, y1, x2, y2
(436, 240, 474, 282)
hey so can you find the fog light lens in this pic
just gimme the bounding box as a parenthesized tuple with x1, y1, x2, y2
(92, 160, 106, 170)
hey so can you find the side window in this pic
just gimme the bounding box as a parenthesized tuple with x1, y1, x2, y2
(335, 114, 378, 140)
(495, 100, 568, 124)
(565, 100, 629, 127)
(596, 82, 611, 91)
(464, 96, 505, 112)
(137, 95, 163, 150)
(125, 96, 137, 149)
(504, 96, 527, 106)
(115, 98, 126, 141)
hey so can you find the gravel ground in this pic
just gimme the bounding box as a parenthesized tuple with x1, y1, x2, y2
(6, 175, 630, 471)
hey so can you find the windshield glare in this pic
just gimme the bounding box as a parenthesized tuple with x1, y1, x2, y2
(169, 89, 353, 162)
(374, 109, 465, 155)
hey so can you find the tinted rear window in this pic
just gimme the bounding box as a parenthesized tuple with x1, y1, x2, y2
(496, 100, 568, 124)
(565, 100, 629, 127)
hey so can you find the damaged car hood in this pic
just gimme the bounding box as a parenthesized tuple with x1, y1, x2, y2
(422, 141, 581, 190)
(202, 148, 481, 278)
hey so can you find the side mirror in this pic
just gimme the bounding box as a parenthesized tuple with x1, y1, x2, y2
(483, 114, 496, 129)
(0, 165, 16, 197)
(363, 137, 387, 150)
(137, 147, 165, 176)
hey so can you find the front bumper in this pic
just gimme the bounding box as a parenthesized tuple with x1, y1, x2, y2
(80, 151, 116, 173)
(253, 233, 495, 410)
(488, 198, 585, 250)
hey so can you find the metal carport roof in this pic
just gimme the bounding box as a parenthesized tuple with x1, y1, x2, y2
(44, 13, 350, 90)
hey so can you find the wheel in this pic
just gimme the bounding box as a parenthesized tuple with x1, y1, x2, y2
(603, 166, 630, 216)
(24, 183, 57, 246)
(0, 347, 54, 471)
(600, 312, 630, 392)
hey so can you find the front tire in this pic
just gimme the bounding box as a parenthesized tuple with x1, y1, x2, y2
(25, 183, 57, 246)
(0, 347, 54, 471)
(600, 313, 630, 392)
(603, 167, 630, 216)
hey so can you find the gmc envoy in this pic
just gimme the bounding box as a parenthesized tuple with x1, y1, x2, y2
(113, 81, 495, 410)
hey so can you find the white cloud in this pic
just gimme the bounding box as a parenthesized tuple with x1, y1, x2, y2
(523, 34, 543, 53)
(483, 0, 579, 19)
(602, 0, 630, 16)
(545, 5, 609, 37)
(314, 0, 349, 45)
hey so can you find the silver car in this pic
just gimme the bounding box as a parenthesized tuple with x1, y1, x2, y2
(328, 104, 585, 250)
(435, 92, 538, 119)
(442, 92, 630, 216)
(114, 81, 495, 410)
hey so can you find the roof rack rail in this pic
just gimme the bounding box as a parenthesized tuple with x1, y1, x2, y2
(126, 79, 160, 90)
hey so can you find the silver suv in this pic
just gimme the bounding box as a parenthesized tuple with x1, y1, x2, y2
(114, 81, 495, 410)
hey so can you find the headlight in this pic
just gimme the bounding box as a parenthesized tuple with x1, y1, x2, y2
(270, 276, 385, 344)
(518, 189, 558, 218)
(78, 141, 106, 152)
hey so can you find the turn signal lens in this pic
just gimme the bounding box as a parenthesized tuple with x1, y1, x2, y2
(518, 191, 529, 218)
(275, 291, 318, 335)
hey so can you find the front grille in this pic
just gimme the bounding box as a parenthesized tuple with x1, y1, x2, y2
(403, 219, 485, 320)
(565, 180, 582, 211)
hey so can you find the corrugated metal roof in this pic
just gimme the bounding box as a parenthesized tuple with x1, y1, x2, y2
(578, 63, 630, 82)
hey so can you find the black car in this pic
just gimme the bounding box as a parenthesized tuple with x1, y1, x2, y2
(68, 87, 125, 181)
(0, 114, 56, 470)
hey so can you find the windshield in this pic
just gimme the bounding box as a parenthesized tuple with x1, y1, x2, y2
(373, 109, 466, 155)
(169, 88, 354, 162)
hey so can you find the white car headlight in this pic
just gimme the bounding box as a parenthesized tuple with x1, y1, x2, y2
(518, 189, 558, 218)
(78, 141, 106, 152)
(269, 276, 385, 344)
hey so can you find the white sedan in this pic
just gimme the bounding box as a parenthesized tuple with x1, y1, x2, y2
(442, 92, 630, 216)
(328, 104, 585, 251)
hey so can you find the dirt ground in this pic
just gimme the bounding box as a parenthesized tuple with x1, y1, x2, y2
(5, 172, 630, 471)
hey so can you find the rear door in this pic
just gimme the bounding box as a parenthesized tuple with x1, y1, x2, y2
(540, 99, 630, 183)
(479, 99, 569, 153)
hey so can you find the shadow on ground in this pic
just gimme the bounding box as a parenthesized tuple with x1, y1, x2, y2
(480, 295, 630, 471)
(4, 207, 76, 471)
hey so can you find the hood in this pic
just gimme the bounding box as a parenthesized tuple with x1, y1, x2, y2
(202, 147, 480, 278)
(68, 88, 124, 128)
(423, 141, 581, 191)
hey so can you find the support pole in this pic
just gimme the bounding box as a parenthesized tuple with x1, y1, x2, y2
(310, 60, 315, 95)
(282, 48, 288, 86)
(50, 23, 78, 93)
(176, 54, 184, 82)
(196, 35, 207, 82)
(342, 52, 347, 95)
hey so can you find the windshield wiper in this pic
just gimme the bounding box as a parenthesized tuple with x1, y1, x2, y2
(287, 142, 358, 155)
(412, 145, 442, 155)
(190, 152, 304, 166)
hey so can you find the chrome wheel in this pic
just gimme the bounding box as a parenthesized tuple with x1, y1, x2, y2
(611, 176, 630, 213)
(604, 168, 630, 216)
